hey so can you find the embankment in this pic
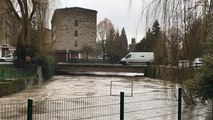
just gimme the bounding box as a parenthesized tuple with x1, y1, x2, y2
(145, 65, 195, 82)
(0, 66, 43, 97)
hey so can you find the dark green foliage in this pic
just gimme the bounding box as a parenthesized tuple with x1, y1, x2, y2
(144, 66, 157, 78)
(135, 20, 168, 65)
(152, 20, 161, 38)
(14, 45, 37, 68)
(182, 19, 205, 61)
(111, 31, 122, 61)
(120, 28, 128, 56)
(25, 48, 35, 57)
(185, 65, 213, 101)
(135, 29, 154, 52)
(185, 15, 213, 100)
(106, 28, 129, 63)
(106, 28, 116, 56)
(135, 20, 161, 52)
(40, 55, 56, 80)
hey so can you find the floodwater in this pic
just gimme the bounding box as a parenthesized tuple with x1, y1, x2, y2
(0, 75, 174, 102)
(0, 75, 211, 120)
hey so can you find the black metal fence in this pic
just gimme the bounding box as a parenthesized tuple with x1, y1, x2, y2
(0, 88, 212, 120)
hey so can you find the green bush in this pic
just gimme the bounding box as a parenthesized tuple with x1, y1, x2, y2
(144, 65, 157, 78)
(41, 55, 56, 80)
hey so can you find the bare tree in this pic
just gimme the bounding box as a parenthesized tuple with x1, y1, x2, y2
(80, 44, 94, 60)
(97, 18, 115, 61)
(5, 0, 54, 63)
(167, 27, 182, 66)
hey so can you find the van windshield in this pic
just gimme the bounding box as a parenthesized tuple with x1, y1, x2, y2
(126, 54, 132, 59)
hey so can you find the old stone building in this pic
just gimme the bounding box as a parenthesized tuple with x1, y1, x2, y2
(0, 0, 16, 57)
(51, 7, 97, 62)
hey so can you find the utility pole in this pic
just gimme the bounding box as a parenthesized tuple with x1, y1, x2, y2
(65, 24, 69, 62)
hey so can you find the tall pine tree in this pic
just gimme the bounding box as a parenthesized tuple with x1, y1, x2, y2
(120, 28, 128, 57)
(106, 28, 116, 58)
(112, 30, 121, 62)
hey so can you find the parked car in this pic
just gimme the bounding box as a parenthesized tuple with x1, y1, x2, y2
(120, 52, 154, 65)
(178, 60, 189, 68)
(193, 58, 203, 68)
(0, 53, 15, 62)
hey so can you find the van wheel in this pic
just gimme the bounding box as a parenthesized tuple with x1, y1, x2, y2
(121, 61, 127, 65)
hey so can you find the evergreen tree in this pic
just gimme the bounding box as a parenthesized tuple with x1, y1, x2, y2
(113, 30, 120, 55)
(152, 20, 161, 38)
(135, 20, 167, 64)
(120, 28, 128, 56)
(151, 20, 167, 64)
(111, 30, 122, 62)
(135, 20, 160, 52)
(135, 28, 153, 52)
(106, 28, 116, 58)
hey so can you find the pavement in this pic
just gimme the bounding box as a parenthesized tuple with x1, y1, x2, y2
(0, 62, 13, 64)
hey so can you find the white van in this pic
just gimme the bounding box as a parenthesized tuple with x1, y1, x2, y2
(120, 52, 154, 65)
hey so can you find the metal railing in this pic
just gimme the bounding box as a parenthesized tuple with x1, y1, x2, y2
(0, 95, 120, 120)
(0, 88, 212, 120)
(0, 66, 37, 81)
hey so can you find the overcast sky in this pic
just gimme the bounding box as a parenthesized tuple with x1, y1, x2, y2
(55, 0, 150, 44)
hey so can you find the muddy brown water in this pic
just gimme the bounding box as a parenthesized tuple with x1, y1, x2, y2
(0, 75, 211, 120)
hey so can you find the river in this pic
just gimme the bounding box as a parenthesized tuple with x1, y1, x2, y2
(0, 75, 211, 120)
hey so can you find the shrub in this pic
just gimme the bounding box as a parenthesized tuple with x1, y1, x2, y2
(40, 55, 56, 80)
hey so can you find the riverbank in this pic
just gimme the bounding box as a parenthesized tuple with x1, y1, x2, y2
(0, 64, 196, 97)
(0, 66, 42, 97)
(145, 65, 195, 82)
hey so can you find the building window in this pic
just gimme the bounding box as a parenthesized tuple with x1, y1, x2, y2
(74, 40, 78, 47)
(74, 30, 78, 37)
(75, 20, 78, 26)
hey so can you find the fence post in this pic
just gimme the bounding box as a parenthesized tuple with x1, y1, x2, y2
(212, 98, 213, 120)
(27, 99, 33, 120)
(110, 81, 112, 95)
(120, 92, 124, 120)
(178, 88, 182, 120)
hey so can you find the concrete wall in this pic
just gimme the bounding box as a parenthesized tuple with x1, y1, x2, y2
(56, 64, 146, 73)
(0, 67, 43, 97)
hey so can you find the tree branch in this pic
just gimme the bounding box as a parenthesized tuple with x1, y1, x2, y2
(23, 0, 28, 18)
(30, 0, 37, 21)
(5, 0, 21, 21)
(17, 0, 25, 18)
